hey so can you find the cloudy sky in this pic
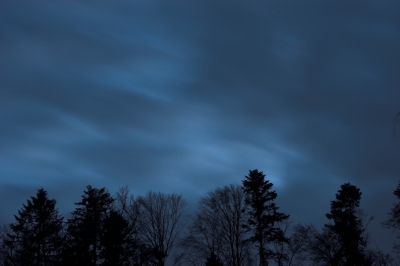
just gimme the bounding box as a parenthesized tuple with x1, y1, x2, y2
(1, 1, 399, 253)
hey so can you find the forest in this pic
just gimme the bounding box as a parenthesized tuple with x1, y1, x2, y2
(0, 169, 399, 266)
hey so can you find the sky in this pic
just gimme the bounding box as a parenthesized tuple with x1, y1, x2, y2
(1, 0, 400, 254)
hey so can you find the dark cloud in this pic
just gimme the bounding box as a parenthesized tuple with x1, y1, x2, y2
(1, 0, 399, 254)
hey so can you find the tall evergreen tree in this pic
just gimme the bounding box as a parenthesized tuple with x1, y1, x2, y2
(242, 169, 289, 266)
(100, 210, 134, 266)
(4, 188, 64, 266)
(64, 185, 114, 266)
(325, 183, 370, 266)
(0, 224, 14, 265)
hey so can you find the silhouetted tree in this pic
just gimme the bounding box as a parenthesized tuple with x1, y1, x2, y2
(296, 184, 373, 266)
(205, 252, 224, 266)
(292, 183, 387, 266)
(179, 184, 253, 266)
(137, 191, 187, 266)
(115, 186, 141, 240)
(365, 249, 396, 266)
(0, 224, 17, 266)
(383, 181, 400, 258)
(115, 186, 155, 266)
(325, 183, 371, 266)
(64, 185, 114, 266)
(178, 209, 224, 266)
(100, 210, 134, 266)
(271, 221, 303, 266)
(292, 223, 342, 265)
(242, 169, 289, 266)
(279, 223, 309, 266)
(2, 188, 63, 266)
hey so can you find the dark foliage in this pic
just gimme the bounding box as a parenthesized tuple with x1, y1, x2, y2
(1, 172, 399, 266)
(205, 251, 224, 266)
(3, 188, 64, 266)
(325, 183, 371, 266)
(242, 169, 289, 266)
(63, 185, 114, 266)
(100, 210, 135, 266)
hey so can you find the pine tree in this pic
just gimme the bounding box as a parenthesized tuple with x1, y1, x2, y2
(64, 185, 114, 266)
(242, 169, 289, 266)
(5, 188, 64, 266)
(325, 183, 370, 266)
(100, 210, 134, 266)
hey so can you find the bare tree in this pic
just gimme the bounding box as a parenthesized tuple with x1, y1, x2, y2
(284, 224, 309, 266)
(271, 221, 304, 266)
(115, 186, 142, 242)
(292, 220, 375, 266)
(180, 184, 254, 266)
(115, 186, 154, 266)
(178, 204, 226, 266)
(291, 223, 342, 266)
(137, 191, 188, 266)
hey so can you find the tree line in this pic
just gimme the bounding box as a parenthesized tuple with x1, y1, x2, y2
(1, 169, 399, 266)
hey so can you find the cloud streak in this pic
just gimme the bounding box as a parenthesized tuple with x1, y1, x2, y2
(1, 0, 399, 252)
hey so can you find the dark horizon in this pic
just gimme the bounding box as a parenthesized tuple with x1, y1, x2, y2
(2, 171, 397, 265)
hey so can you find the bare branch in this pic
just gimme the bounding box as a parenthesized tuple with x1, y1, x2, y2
(137, 191, 188, 266)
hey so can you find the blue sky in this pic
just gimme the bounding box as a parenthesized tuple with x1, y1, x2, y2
(1, 1, 400, 253)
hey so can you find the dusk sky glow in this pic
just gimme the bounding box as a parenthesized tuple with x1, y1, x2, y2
(1, 1, 400, 255)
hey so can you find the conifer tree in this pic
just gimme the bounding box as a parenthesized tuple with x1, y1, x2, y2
(5, 188, 64, 266)
(325, 183, 370, 266)
(242, 169, 289, 266)
(100, 210, 134, 266)
(64, 185, 114, 266)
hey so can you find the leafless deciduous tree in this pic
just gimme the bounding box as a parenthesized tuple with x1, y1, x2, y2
(180, 184, 254, 266)
(137, 191, 188, 266)
(290, 222, 390, 266)
(178, 200, 226, 266)
(115, 186, 142, 241)
(292, 223, 348, 265)
(271, 221, 304, 266)
(115, 186, 154, 265)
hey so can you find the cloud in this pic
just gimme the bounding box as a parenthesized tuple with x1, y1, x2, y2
(0, 0, 399, 252)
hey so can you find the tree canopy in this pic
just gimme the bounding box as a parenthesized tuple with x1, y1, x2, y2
(4, 188, 64, 266)
(242, 169, 289, 266)
(0, 172, 398, 266)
